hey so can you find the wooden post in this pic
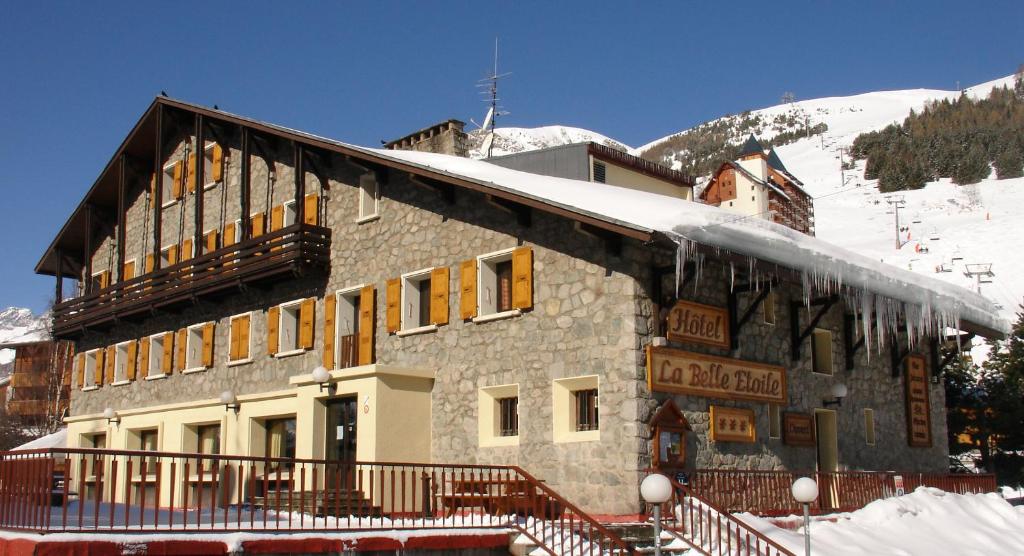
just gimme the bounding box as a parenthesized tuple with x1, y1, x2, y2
(152, 104, 164, 269)
(294, 143, 305, 227)
(240, 127, 250, 240)
(117, 153, 126, 282)
(194, 114, 205, 255)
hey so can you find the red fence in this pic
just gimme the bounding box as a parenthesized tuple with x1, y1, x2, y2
(0, 448, 634, 555)
(688, 469, 997, 516)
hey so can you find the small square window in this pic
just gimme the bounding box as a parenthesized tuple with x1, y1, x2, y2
(553, 376, 600, 443)
(358, 173, 379, 221)
(812, 329, 834, 375)
(478, 384, 519, 447)
(575, 389, 599, 432)
(401, 271, 433, 330)
(499, 397, 519, 437)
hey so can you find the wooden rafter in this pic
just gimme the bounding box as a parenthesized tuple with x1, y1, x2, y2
(890, 333, 911, 378)
(727, 279, 778, 350)
(789, 295, 840, 361)
(577, 222, 621, 256)
(843, 312, 876, 371)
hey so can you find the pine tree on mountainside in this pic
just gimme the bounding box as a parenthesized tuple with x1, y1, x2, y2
(993, 142, 1024, 179)
(953, 143, 991, 185)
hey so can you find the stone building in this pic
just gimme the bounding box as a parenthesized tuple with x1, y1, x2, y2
(37, 98, 1005, 516)
(0, 339, 73, 423)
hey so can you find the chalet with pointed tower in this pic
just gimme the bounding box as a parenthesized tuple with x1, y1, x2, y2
(699, 135, 815, 235)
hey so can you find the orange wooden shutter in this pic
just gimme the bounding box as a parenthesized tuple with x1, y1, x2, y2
(168, 245, 179, 265)
(270, 204, 284, 231)
(511, 246, 533, 310)
(139, 337, 150, 378)
(186, 153, 197, 193)
(76, 353, 85, 388)
(202, 322, 215, 367)
(358, 286, 375, 365)
(150, 173, 157, 208)
(162, 332, 174, 375)
(251, 212, 265, 237)
(459, 259, 478, 319)
(98, 270, 111, 290)
(267, 306, 280, 355)
(223, 223, 236, 246)
(229, 318, 240, 361)
(299, 298, 315, 349)
(126, 340, 138, 380)
(323, 294, 336, 369)
(238, 315, 250, 359)
(104, 346, 115, 384)
(181, 238, 193, 262)
(430, 267, 449, 325)
(145, 254, 155, 273)
(172, 160, 184, 199)
(176, 328, 187, 371)
(205, 229, 219, 253)
(303, 194, 318, 225)
(385, 278, 401, 333)
(211, 144, 224, 182)
(122, 260, 135, 281)
(94, 349, 105, 386)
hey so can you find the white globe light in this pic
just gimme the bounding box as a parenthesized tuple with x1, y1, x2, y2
(831, 383, 848, 399)
(640, 473, 673, 504)
(791, 477, 819, 503)
(102, 407, 116, 420)
(311, 366, 331, 384)
(219, 390, 236, 405)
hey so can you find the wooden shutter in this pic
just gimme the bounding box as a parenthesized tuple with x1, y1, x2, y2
(299, 298, 316, 349)
(511, 246, 533, 310)
(251, 212, 265, 237)
(385, 278, 401, 333)
(176, 328, 187, 371)
(237, 315, 250, 360)
(323, 294, 336, 369)
(76, 353, 85, 388)
(181, 238, 193, 262)
(459, 260, 478, 319)
(168, 245, 179, 265)
(162, 332, 174, 375)
(98, 270, 111, 290)
(211, 144, 224, 182)
(267, 306, 280, 355)
(126, 340, 138, 380)
(205, 229, 219, 253)
(95, 349, 105, 386)
(104, 346, 115, 384)
(202, 322, 215, 367)
(270, 204, 284, 232)
(430, 267, 449, 325)
(223, 223, 236, 246)
(229, 318, 240, 361)
(172, 160, 184, 199)
(123, 260, 135, 281)
(303, 194, 318, 225)
(150, 173, 157, 208)
(145, 254, 154, 273)
(186, 153, 197, 193)
(139, 337, 150, 378)
(358, 286, 375, 365)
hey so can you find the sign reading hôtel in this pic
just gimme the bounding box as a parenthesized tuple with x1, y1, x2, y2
(666, 300, 730, 349)
(647, 346, 786, 404)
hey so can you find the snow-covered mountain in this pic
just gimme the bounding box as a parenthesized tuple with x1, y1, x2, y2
(466, 125, 629, 158)
(0, 307, 49, 370)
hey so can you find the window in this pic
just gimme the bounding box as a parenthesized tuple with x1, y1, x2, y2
(197, 424, 221, 472)
(83, 349, 100, 388)
(768, 404, 781, 439)
(552, 376, 600, 443)
(147, 332, 169, 378)
(283, 200, 298, 227)
(114, 341, 131, 384)
(864, 409, 876, 446)
(478, 384, 519, 447)
(575, 389, 599, 431)
(264, 418, 296, 469)
(336, 289, 362, 369)
(269, 299, 314, 356)
(593, 161, 606, 183)
(185, 323, 207, 371)
(202, 142, 220, 189)
(160, 244, 178, 267)
(161, 162, 178, 205)
(84, 433, 106, 478)
(138, 429, 159, 474)
(811, 329, 834, 375)
(279, 301, 302, 353)
(358, 173, 379, 221)
(401, 270, 433, 331)
(762, 290, 776, 325)
(228, 313, 252, 364)
(478, 250, 515, 317)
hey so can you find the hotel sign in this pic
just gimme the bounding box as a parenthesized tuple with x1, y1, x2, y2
(646, 346, 786, 404)
(905, 355, 932, 447)
(666, 300, 730, 349)
(783, 412, 816, 446)
(710, 406, 756, 443)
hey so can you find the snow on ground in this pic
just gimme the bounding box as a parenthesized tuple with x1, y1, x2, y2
(11, 428, 66, 450)
(732, 487, 1024, 556)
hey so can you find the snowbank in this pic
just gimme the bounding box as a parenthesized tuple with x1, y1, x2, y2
(739, 487, 1024, 556)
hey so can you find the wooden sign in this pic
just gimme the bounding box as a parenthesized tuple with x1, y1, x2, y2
(710, 406, 756, 443)
(647, 346, 786, 404)
(782, 412, 816, 446)
(905, 355, 932, 447)
(666, 300, 730, 348)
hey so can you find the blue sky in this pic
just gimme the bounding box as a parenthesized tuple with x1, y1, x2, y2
(1, 1, 1022, 314)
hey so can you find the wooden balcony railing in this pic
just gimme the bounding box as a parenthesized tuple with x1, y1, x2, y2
(52, 224, 331, 338)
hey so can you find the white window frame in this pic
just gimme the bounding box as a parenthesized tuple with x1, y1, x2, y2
(333, 285, 365, 369)
(474, 248, 521, 322)
(82, 349, 100, 390)
(89, 270, 107, 292)
(112, 341, 132, 386)
(276, 299, 304, 357)
(228, 311, 254, 366)
(811, 328, 834, 376)
(161, 161, 178, 207)
(146, 332, 168, 380)
(202, 141, 219, 190)
(552, 375, 600, 444)
(478, 384, 520, 447)
(283, 199, 298, 228)
(398, 268, 437, 335)
(357, 173, 379, 223)
(864, 408, 876, 446)
(183, 322, 211, 373)
(159, 243, 176, 267)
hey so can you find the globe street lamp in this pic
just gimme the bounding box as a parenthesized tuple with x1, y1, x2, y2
(791, 477, 819, 556)
(640, 473, 673, 556)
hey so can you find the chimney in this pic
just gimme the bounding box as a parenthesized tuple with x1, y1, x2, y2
(383, 119, 468, 158)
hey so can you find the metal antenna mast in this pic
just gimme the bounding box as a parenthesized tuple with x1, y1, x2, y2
(474, 37, 511, 158)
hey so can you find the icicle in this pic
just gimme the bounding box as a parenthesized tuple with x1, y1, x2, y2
(730, 262, 735, 292)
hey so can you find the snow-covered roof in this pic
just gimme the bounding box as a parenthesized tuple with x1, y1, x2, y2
(11, 428, 66, 451)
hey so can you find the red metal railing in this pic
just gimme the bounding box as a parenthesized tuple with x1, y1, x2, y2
(652, 477, 796, 556)
(0, 449, 634, 555)
(688, 469, 997, 516)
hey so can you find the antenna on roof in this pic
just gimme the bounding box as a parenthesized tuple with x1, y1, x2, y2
(471, 37, 511, 158)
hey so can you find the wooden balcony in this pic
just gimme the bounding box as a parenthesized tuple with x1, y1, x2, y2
(52, 224, 331, 338)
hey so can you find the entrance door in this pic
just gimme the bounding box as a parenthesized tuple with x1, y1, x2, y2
(814, 409, 838, 472)
(325, 397, 358, 493)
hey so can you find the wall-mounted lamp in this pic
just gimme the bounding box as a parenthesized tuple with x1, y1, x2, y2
(312, 366, 334, 394)
(103, 407, 120, 426)
(220, 390, 240, 413)
(651, 336, 668, 347)
(822, 383, 848, 408)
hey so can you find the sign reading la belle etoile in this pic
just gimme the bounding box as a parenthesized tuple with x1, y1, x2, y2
(666, 300, 730, 348)
(647, 346, 786, 404)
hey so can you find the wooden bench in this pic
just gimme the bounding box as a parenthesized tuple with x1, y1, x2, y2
(251, 489, 382, 518)
(439, 478, 564, 519)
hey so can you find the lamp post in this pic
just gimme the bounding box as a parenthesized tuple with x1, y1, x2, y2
(640, 473, 673, 556)
(791, 477, 819, 556)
